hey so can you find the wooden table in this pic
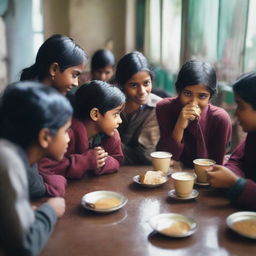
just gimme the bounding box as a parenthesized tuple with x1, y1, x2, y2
(40, 166, 256, 256)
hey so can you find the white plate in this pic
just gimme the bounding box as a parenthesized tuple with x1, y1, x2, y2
(133, 175, 168, 188)
(226, 211, 256, 239)
(81, 190, 128, 213)
(168, 189, 199, 200)
(149, 213, 198, 238)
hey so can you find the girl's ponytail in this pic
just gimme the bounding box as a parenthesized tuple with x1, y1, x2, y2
(20, 63, 39, 81)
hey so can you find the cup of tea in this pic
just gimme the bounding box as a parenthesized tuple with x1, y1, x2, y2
(150, 151, 172, 174)
(193, 159, 216, 183)
(171, 172, 196, 198)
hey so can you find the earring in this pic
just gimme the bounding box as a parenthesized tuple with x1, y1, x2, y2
(51, 75, 55, 81)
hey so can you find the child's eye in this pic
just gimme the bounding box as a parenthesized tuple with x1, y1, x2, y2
(129, 83, 137, 88)
(183, 91, 191, 97)
(144, 80, 151, 86)
(198, 94, 209, 99)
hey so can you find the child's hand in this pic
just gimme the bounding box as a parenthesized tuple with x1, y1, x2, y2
(47, 197, 66, 218)
(94, 146, 108, 168)
(207, 165, 238, 189)
(177, 103, 201, 129)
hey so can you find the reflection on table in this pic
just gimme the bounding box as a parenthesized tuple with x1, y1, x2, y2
(39, 165, 256, 256)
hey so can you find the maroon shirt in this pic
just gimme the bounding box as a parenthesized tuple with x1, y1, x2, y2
(156, 97, 232, 167)
(39, 118, 123, 196)
(225, 132, 256, 210)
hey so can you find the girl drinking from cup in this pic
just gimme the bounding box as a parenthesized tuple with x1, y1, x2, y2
(156, 60, 232, 167)
(115, 51, 162, 165)
(39, 80, 125, 196)
(0, 82, 72, 256)
(207, 72, 256, 210)
(20, 34, 88, 95)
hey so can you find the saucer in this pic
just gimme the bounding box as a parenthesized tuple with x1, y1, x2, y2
(168, 189, 199, 200)
(195, 181, 210, 186)
(133, 175, 168, 188)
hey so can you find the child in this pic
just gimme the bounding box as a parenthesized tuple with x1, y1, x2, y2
(156, 60, 232, 167)
(91, 49, 115, 82)
(207, 72, 256, 210)
(115, 51, 162, 165)
(20, 34, 88, 95)
(0, 82, 72, 256)
(39, 80, 125, 196)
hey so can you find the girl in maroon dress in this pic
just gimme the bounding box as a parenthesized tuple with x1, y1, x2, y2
(39, 80, 126, 196)
(156, 60, 232, 167)
(207, 72, 256, 210)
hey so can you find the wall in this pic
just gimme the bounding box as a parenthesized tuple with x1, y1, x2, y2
(43, 0, 69, 38)
(43, 0, 127, 67)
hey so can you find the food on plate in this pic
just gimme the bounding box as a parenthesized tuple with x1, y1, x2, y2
(232, 219, 256, 237)
(161, 220, 190, 236)
(140, 170, 166, 185)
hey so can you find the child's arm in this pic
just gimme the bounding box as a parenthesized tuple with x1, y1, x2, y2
(156, 101, 184, 161)
(207, 109, 232, 164)
(0, 142, 59, 256)
(97, 130, 123, 174)
(207, 164, 256, 210)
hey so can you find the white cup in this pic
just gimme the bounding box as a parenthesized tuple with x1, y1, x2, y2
(193, 159, 216, 183)
(150, 151, 172, 174)
(171, 172, 196, 198)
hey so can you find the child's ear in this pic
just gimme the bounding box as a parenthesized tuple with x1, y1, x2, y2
(38, 128, 52, 148)
(49, 62, 60, 77)
(90, 108, 100, 121)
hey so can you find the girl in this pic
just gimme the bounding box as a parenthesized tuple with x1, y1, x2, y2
(0, 82, 72, 256)
(39, 80, 125, 195)
(156, 60, 232, 167)
(20, 34, 88, 95)
(91, 49, 115, 82)
(207, 72, 256, 210)
(115, 51, 162, 165)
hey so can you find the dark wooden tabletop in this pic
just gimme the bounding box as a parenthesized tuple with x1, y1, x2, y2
(40, 165, 256, 256)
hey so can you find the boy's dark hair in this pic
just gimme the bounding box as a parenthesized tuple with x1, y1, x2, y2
(0, 81, 73, 149)
(175, 60, 217, 97)
(74, 80, 126, 121)
(20, 34, 88, 81)
(233, 72, 256, 110)
(91, 49, 115, 72)
(115, 51, 154, 86)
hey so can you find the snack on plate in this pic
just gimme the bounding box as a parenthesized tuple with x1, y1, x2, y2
(140, 171, 166, 185)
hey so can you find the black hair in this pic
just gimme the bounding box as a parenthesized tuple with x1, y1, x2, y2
(74, 80, 126, 121)
(115, 51, 154, 86)
(91, 49, 115, 72)
(233, 72, 256, 110)
(175, 60, 217, 96)
(0, 81, 73, 149)
(20, 34, 88, 81)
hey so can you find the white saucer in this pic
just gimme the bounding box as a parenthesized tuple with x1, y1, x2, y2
(195, 181, 210, 186)
(168, 189, 199, 200)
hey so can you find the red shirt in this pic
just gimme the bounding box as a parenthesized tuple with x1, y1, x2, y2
(156, 97, 232, 167)
(39, 118, 123, 196)
(225, 132, 256, 210)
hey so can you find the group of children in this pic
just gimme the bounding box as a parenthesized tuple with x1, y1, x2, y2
(1, 34, 256, 255)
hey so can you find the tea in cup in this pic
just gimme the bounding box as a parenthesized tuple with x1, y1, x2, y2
(171, 172, 196, 198)
(193, 159, 216, 183)
(150, 151, 172, 174)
